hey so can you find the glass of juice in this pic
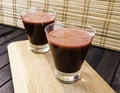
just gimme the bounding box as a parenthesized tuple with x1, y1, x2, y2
(21, 9, 55, 53)
(45, 23, 96, 83)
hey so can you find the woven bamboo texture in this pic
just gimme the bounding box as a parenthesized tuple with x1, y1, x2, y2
(0, 0, 120, 51)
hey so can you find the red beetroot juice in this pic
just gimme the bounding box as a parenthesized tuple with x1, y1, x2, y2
(48, 28, 93, 73)
(21, 12, 55, 45)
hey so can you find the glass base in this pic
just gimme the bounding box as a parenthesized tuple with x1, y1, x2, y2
(30, 43, 49, 53)
(55, 69, 80, 83)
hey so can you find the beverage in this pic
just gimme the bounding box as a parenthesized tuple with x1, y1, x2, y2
(48, 28, 93, 73)
(45, 23, 95, 83)
(21, 9, 56, 53)
(22, 12, 55, 45)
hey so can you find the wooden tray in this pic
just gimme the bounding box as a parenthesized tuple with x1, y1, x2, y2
(7, 40, 115, 93)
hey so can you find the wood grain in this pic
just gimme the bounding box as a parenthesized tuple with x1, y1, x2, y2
(0, 80, 14, 93)
(0, 53, 9, 68)
(112, 62, 120, 93)
(8, 40, 64, 93)
(0, 33, 27, 55)
(0, 26, 15, 36)
(0, 64, 12, 87)
(7, 40, 116, 93)
(95, 50, 120, 84)
(0, 29, 25, 45)
(85, 46, 105, 68)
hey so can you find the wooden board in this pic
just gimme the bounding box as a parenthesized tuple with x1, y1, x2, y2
(7, 40, 116, 93)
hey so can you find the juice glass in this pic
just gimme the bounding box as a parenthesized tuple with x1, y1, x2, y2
(21, 9, 55, 53)
(45, 23, 96, 83)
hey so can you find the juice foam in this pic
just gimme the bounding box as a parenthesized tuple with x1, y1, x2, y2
(49, 28, 92, 48)
(22, 12, 55, 24)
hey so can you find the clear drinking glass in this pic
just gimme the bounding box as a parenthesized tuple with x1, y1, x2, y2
(45, 23, 96, 83)
(21, 8, 56, 53)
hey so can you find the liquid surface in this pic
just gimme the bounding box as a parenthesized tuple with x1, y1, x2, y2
(49, 28, 92, 48)
(22, 12, 55, 24)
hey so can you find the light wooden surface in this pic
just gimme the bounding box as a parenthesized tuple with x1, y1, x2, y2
(7, 40, 116, 93)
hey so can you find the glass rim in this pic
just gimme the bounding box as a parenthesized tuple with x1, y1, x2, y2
(20, 8, 56, 17)
(45, 22, 96, 39)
